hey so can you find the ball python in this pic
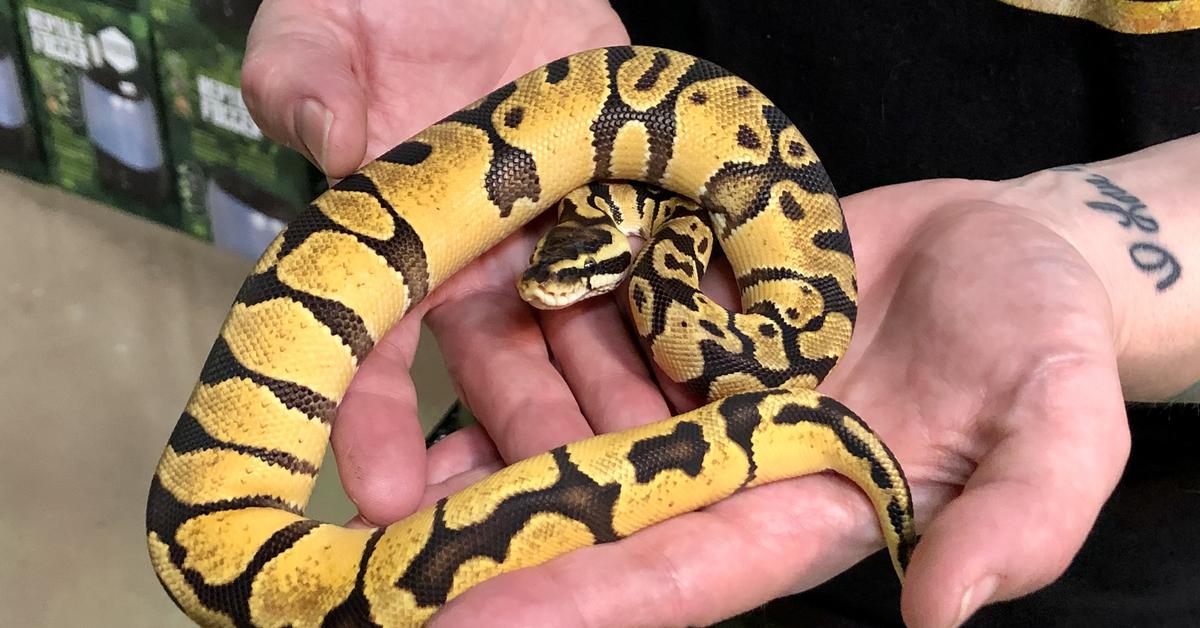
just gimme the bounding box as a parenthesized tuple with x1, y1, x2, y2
(146, 45, 917, 627)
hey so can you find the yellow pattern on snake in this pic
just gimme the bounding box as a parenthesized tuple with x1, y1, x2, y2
(146, 46, 917, 627)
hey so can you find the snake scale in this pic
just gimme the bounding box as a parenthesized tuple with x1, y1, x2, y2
(146, 46, 917, 627)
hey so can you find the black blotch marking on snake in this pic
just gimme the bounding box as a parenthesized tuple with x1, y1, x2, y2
(593, 46, 733, 182)
(772, 397, 912, 564)
(504, 107, 525, 129)
(237, 268, 373, 362)
(199, 336, 337, 424)
(631, 283, 649, 312)
(780, 190, 805, 221)
(737, 125, 762, 149)
(627, 421, 710, 483)
(737, 268, 851, 324)
(717, 390, 787, 482)
(701, 106, 836, 235)
(545, 57, 570, 84)
(663, 252, 695, 277)
(189, 520, 323, 626)
(686, 300, 840, 395)
(445, 82, 541, 217)
(699, 319, 725, 338)
(296, 173, 431, 303)
(376, 140, 432, 166)
(634, 51, 672, 91)
(773, 398, 893, 490)
(167, 411, 318, 477)
(396, 448, 620, 607)
(322, 528, 387, 627)
(813, 229, 853, 256)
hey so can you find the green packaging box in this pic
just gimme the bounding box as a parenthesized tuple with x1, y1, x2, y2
(0, 0, 45, 179)
(17, 0, 177, 225)
(150, 0, 323, 258)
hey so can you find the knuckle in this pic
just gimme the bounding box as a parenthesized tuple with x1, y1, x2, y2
(238, 54, 273, 112)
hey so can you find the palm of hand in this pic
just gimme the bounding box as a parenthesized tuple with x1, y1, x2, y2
(303, 0, 529, 162)
(782, 185, 1130, 627)
(421, 184, 1132, 627)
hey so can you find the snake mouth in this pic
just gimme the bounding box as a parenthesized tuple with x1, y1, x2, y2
(517, 277, 616, 309)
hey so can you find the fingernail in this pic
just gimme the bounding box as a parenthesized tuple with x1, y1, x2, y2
(954, 575, 999, 627)
(294, 98, 333, 172)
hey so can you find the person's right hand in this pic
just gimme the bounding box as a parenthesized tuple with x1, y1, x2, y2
(242, 0, 629, 178)
(240, 0, 654, 530)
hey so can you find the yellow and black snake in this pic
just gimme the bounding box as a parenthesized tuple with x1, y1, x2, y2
(146, 46, 917, 627)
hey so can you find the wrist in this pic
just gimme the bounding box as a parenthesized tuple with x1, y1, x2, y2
(995, 134, 1200, 401)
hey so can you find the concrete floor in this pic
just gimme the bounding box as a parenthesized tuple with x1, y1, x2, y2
(0, 172, 456, 626)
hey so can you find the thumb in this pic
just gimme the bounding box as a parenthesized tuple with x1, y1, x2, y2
(241, 2, 367, 177)
(901, 357, 1130, 628)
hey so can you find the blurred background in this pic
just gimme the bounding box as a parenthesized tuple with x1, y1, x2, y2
(0, 1, 458, 624)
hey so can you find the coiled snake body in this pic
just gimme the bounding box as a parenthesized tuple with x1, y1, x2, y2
(147, 46, 916, 627)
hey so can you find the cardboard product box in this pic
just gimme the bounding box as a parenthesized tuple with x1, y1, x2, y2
(17, 0, 177, 225)
(151, 0, 323, 258)
(1, 0, 45, 179)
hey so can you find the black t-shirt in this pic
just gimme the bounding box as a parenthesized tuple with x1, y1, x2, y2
(608, 1, 1200, 625)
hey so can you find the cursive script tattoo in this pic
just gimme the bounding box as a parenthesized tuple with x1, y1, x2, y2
(1129, 243, 1182, 291)
(1083, 174, 1159, 232)
(1057, 166, 1182, 291)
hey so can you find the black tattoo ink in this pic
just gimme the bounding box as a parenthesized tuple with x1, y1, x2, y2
(1062, 168, 1183, 292)
(1082, 174, 1158, 233)
(1129, 242, 1182, 291)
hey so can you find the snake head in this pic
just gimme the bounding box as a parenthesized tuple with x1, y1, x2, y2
(518, 223, 633, 309)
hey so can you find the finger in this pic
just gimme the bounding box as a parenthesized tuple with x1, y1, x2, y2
(538, 296, 671, 432)
(430, 472, 930, 628)
(242, 0, 367, 176)
(426, 289, 594, 462)
(901, 357, 1131, 628)
(425, 424, 500, 486)
(345, 422, 501, 521)
(332, 312, 427, 526)
(421, 461, 507, 508)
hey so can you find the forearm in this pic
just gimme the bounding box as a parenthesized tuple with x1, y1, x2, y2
(1000, 133, 1200, 402)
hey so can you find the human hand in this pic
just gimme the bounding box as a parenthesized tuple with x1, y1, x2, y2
(242, 0, 628, 177)
(423, 136, 1200, 626)
(236, 0, 628, 521)
(413, 173, 1134, 626)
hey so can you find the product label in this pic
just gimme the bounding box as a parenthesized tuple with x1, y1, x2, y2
(197, 74, 261, 140)
(25, 7, 88, 69)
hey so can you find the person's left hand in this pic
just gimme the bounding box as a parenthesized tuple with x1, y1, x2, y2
(390, 173, 1135, 628)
